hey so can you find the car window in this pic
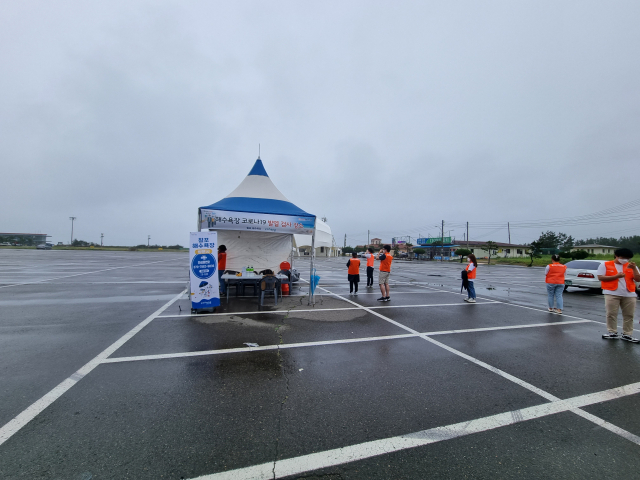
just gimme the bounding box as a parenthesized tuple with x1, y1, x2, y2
(565, 260, 602, 270)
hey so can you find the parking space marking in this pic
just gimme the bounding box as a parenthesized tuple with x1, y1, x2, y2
(191, 381, 640, 480)
(394, 280, 636, 332)
(103, 319, 590, 364)
(0, 289, 187, 447)
(157, 301, 499, 319)
(315, 285, 640, 447)
(0, 258, 184, 290)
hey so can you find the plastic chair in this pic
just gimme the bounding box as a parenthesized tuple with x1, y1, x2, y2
(260, 276, 280, 306)
(277, 269, 291, 294)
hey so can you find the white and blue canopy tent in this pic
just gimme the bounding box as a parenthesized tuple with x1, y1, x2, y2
(198, 158, 318, 304)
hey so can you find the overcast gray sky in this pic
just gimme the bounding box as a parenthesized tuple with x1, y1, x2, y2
(1, 1, 639, 247)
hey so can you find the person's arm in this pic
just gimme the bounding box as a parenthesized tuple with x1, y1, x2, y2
(545, 265, 550, 275)
(596, 264, 625, 282)
(347, 259, 351, 267)
(629, 262, 640, 281)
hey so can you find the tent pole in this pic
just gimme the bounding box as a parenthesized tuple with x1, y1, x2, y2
(309, 218, 317, 306)
(290, 235, 294, 271)
(197, 209, 201, 232)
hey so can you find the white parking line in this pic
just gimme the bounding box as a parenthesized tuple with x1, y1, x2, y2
(315, 284, 640, 447)
(191, 381, 640, 479)
(157, 301, 499, 319)
(0, 289, 187, 447)
(0, 258, 184, 289)
(103, 319, 590, 364)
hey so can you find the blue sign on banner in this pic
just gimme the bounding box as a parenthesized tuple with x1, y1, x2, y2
(191, 253, 216, 280)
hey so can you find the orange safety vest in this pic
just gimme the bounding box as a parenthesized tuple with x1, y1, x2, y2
(379, 253, 393, 272)
(465, 263, 477, 280)
(348, 258, 361, 275)
(545, 263, 566, 284)
(601, 261, 636, 292)
(218, 252, 227, 271)
(366, 254, 375, 267)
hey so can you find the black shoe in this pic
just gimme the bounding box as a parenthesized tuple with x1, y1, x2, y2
(383, 297, 390, 302)
(602, 332, 619, 340)
(621, 334, 640, 343)
(377, 297, 385, 301)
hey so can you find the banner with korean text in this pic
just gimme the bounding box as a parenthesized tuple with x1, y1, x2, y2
(189, 231, 220, 310)
(199, 209, 315, 235)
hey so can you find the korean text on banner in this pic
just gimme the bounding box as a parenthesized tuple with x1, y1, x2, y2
(190, 231, 220, 310)
(200, 209, 315, 235)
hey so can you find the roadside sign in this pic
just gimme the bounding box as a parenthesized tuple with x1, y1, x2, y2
(418, 237, 452, 245)
(189, 232, 220, 310)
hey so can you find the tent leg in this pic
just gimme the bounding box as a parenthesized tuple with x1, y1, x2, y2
(309, 220, 316, 306)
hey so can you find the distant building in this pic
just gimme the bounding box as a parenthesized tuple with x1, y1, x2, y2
(464, 241, 529, 259)
(416, 237, 529, 260)
(0, 232, 50, 246)
(571, 244, 616, 255)
(370, 238, 382, 246)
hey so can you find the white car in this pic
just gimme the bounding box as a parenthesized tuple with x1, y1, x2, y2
(564, 259, 605, 290)
(564, 259, 640, 296)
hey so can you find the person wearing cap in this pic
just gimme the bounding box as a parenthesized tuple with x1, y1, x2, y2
(597, 248, 640, 342)
(377, 245, 393, 302)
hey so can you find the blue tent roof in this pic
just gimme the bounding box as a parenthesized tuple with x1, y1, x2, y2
(200, 159, 315, 218)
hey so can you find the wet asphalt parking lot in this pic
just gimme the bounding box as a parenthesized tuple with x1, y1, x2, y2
(1, 250, 640, 479)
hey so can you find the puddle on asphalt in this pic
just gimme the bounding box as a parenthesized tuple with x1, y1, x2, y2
(287, 309, 368, 322)
(193, 314, 288, 330)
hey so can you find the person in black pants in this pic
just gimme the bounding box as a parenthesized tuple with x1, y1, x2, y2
(347, 251, 361, 295)
(365, 247, 375, 287)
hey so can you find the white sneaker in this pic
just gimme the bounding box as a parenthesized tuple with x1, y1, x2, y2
(468, 298, 476, 303)
(464, 297, 470, 302)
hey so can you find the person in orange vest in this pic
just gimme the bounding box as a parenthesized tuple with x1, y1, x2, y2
(365, 247, 375, 288)
(597, 248, 640, 342)
(377, 245, 393, 302)
(545, 254, 567, 314)
(464, 253, 478, 303)
(218, 245, 227, 295)
(346, 251, 361, 295)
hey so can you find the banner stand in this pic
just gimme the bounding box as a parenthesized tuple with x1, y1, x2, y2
(189, 231, 221, 313)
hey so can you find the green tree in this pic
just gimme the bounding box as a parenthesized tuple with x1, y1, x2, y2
(527, 240, 543, 266)
(571, 250, 589, 260)
(455, 248, 472, 263)
(342, 246, 354, 254)
(413, 248, 425, 256)
(535, 231, 571, 249)
(480, 241, 499, 265)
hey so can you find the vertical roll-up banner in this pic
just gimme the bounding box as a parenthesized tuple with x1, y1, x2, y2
(189, 231, 220, 310)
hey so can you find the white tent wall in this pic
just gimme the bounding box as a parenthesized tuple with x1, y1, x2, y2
(217, 231, 292, 272)
(294, 218, 336, 256)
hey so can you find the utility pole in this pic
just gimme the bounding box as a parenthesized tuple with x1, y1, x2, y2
(147, 235, 151, 247)
(101, 233, 104, 247)
(441, 220, 444, 262)
(69, 217, 76, 245)
(508, 222, 511, 244)
(466, 221, 469, 249)
(344, 234, 346, 248)
(367, 230, 370, 246)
